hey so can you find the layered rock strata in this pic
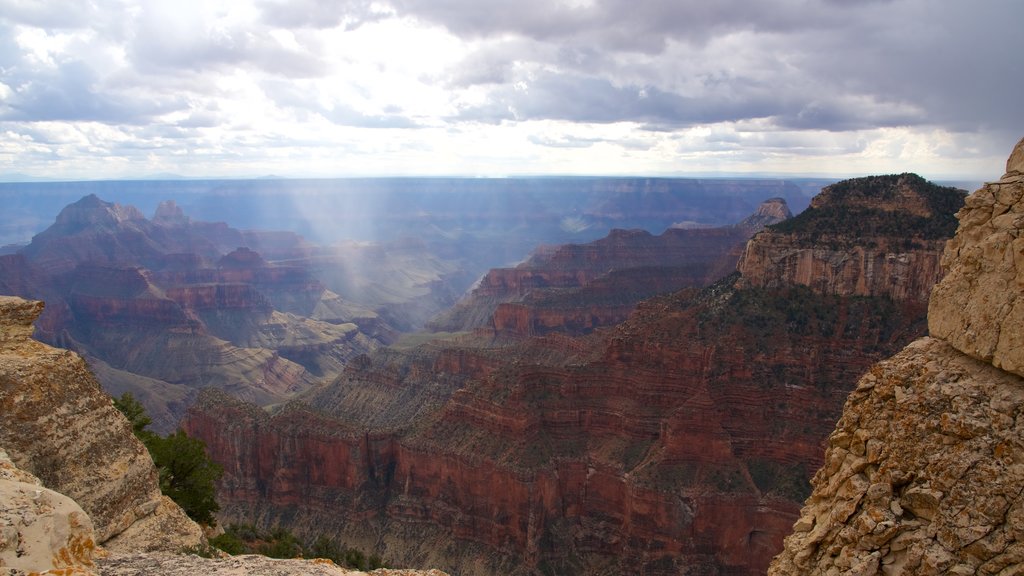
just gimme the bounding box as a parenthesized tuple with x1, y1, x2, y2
(432, 198, 792, 336)
(0, 296, 203, 551)
(769, 137, 1024, 575)
(186, 175, 962, 575)
(1, 195, 403, 430)
(738, 174, 964, 303)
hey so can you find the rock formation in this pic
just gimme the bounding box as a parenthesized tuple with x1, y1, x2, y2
(0, 295, 446, 576)
(0, 296, 204, 555)
(0, 449, 99, 575)
(929, 144, 1024, 377)
(738, 174, 964, 303)
(185, 174, 961, 574)
(430, 198, 792, 336)
(1, 195, 409, 431)
(768, 137, 1024, 575)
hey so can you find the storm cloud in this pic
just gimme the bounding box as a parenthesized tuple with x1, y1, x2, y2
(0, 0, 1020, 179)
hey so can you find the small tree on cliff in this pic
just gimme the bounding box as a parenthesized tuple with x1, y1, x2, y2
(113, 392, 223, 526)
(148, 430, 223, 525)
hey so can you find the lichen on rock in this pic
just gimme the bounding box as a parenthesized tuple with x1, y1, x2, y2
(0, 449, 99, 576)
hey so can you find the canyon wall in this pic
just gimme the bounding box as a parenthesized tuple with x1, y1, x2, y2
(186, 175, 961, 574)
(769, 137, 1024, 575)
(737, 174, 964, 304)
(432, 198, 792, 336)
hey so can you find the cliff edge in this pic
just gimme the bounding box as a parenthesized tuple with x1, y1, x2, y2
(738, 173, 964, 303)
(0, 295, 203, 553)
(769, 137, 1024, 575)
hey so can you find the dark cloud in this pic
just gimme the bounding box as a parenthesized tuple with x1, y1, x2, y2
(391, 0, 839, 52)
(435, 0, 1023, 134)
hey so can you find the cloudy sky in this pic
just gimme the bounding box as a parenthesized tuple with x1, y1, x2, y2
(0, 0, 1021, 180)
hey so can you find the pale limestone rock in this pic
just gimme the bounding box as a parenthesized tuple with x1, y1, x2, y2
(102, 496, 205, 554)
(0, 454, 99, 575)
(96, 552, 450, 575)
(0, 296, 203, 552)
(1006, 137, 1024, 176)
(928, 170, 1024, 378)
(768, 337, 1024, 575)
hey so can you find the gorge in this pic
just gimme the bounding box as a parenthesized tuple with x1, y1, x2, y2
(184, 173, 965, 574)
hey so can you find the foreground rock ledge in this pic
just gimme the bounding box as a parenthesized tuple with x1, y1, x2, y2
(0, 295, 203, 552)
(929, 136, 1024, 377)
(97, 553, 450, 576)
(769, 337, 1024, 575)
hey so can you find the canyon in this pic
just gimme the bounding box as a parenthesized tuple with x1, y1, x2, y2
(768, 138, 1024, 576)
(0, 195, 462, 431)
(430, 198, 792, 336)
(184, 173, 965, 574)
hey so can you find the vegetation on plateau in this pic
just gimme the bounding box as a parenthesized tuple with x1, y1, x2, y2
(209, 523, 386, 570)
(767, 173, 965, 245)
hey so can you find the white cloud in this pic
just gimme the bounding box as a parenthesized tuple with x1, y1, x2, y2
(0, 0, 1020, 180)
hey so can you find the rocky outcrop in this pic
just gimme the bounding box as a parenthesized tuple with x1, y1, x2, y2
(0, 296, 203, 552)
(738, 174, 965, 303)
(97, 553, 449, 576)
(769, 138, 1024, 575)
(0, 449, 99, 575)
(929, 137, 1024, 377)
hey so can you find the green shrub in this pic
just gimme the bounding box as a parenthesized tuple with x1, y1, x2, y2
(113, 392, 223, 526)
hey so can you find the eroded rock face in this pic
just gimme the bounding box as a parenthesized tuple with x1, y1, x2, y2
(187, 280, 928, 575)
(0, 296, 203, 551)
(768, 338, 1024, 575)
(738, 174, 965, 303)
(187, 177, 966, 575)
(929, 137, 1024, 377)
(431, 198, 791, 336)
(769, 138, 1024, 575)
(0, 449, 99, 575)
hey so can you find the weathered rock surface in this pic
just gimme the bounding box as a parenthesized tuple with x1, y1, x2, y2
(96, 553, 448, 576)
(738, 174, 965, 303)
(769, 138, 1024, 575)
(769, 338, 1024, 575)
(0, 449, 99, 575)
(929, 137, 1024, 377)
(0, 296, 203, 551)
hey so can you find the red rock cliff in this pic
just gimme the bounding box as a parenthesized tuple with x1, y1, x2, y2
(183, 176, 958, 575)
(737, 174, 964, 303)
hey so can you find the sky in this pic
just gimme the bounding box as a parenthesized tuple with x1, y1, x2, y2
(0, 0, 1021, 181)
